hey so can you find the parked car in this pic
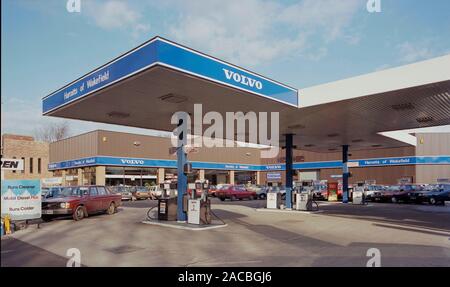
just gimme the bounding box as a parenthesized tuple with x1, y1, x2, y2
(110, 185, 134, 201)
(149, 185, 163, 199)
(131, 186, 151, 200)
(246, 184, 262, 193)
(41, 185, 122, 221)
(207, 185, 217, 196)
(209, 184, 230, 197)
(216, 185, 257, 201)
(371, 185, 399, 202)
(391, 184, 423, 203)
(41, 187, 50, 198)
(406, 186, 435, 204)
(269, 186, 286, 200)
(42, 186, 64, 199)
(256, 186, 270, 199)
(422, 184, 450, 205)
(312, 184, 328, 201)
(364, 185, 386, 201)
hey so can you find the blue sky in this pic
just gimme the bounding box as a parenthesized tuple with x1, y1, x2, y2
(2, 0, 450, 139)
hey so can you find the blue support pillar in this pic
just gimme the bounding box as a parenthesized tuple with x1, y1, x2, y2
(285, 134, 294, 209)
(177, 145, 187, 221)
(176, 118, 187, 222)
(342, 145, 349, 204)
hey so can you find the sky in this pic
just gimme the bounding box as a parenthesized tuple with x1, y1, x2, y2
(2, 0, 450, 141)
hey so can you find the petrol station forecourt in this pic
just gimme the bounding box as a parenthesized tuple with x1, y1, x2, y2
(1, 35, 449, 267)
(42, 36, 450, 221)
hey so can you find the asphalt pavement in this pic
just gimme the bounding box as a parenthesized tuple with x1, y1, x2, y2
(2, 198, 449, 267)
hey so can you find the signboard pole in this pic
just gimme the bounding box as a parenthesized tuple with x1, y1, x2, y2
(285, 134, 294, 209)
(176, 117, 188, 222)
(342, 145, 349, 204)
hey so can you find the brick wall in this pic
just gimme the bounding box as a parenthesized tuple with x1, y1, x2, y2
(1, 135, 53, 180)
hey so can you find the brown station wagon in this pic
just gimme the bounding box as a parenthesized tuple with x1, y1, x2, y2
(41, 185, 122, 221)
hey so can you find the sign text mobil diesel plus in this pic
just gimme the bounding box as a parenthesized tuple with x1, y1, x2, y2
(223, 68, 263, 90)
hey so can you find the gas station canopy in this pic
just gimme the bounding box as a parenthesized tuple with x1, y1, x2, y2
(43, 36, 450, 151)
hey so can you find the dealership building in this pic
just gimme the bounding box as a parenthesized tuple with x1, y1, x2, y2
(48, 130, 450, 187)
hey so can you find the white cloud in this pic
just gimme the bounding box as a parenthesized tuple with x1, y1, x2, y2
(307, 47, 328, 61)
(84, 0, 150, 38)
(278, 0, 361, 42)
(168, 0, 361, 67)
(397, 42, 435, 63)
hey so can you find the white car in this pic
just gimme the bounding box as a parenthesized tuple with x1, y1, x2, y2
(149, 186, 163, 198)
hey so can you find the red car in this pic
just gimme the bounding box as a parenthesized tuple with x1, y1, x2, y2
(215, 185, 257, 201)
(41, 185, 122, 221)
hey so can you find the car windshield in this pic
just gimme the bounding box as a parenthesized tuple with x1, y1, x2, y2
(46, 187, 62, 198)
(437, 184, 450, 191)
(55, 187, 83, 197)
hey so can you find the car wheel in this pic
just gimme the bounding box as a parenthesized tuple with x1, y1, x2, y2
(106, 202, 116, 215)
(391, 197, 398, 203)
(73, 206, 85, 221)
(259, 194, 266, 200)
(253, 195, 258, 200)
(429, 197, 436, 205)
(219, 197, 225, 201)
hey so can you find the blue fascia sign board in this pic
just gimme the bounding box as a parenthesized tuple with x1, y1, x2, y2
(48, 155, 450, 171)
(267, 173, 282, 180)
(42, 37, 298, 114)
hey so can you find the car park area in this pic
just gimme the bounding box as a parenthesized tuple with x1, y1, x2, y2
(2, 195, 449, 267)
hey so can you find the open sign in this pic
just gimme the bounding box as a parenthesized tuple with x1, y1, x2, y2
(1, 158, 24, 171)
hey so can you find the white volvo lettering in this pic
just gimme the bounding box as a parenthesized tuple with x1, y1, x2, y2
(223, 68, 263, 90)
(121, 159, 144, 165)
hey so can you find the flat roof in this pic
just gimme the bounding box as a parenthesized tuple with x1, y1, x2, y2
(42, 36, 450, 152)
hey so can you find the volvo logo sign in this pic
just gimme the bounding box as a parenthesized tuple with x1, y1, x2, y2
(120, 159, 145, 165)
(223, 68, 263, 90)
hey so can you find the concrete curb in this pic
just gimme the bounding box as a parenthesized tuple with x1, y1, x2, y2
(141, 220, 227, 231)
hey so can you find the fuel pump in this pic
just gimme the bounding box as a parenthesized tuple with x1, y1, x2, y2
(266, 185, 282, 209)
(352, 182, 366, 205)
(295, 181, 314, 211)
(157, 181, 179, 221)
(187, 180, 212, 225)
